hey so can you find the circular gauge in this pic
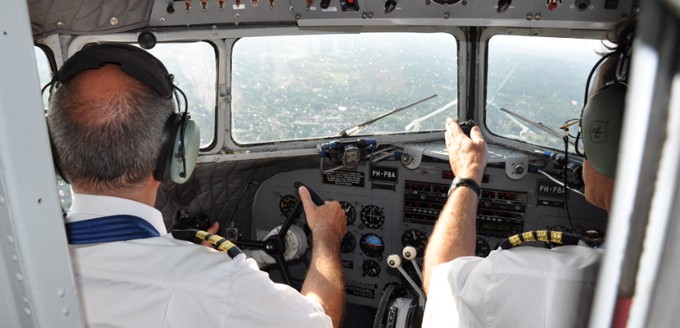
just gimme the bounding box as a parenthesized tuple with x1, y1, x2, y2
(476, 236, 491, 257)
(340, 201, 356, 226)
(360, 205, 385, 229)
(279, 194, 299, 217)
(359, 233, 385, 258)
(341, 232, 356, 253)
(401, 229, 428, 256)
(362, 259, 381, 277)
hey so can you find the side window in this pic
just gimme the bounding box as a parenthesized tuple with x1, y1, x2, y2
(485, 35, 606, 152)
(35, 46, 52, 108)
(146, 42, 217, 148)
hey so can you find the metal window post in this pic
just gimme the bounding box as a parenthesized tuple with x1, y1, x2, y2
(0, 1, 84, 327)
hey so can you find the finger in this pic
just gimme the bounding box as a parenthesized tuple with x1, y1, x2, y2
(298, 186, 316, 213)
(200, 222, 220, 248)
(469, 126, 484, 143)
(446, 117, 461, 133)
(207, 221, 219, 234)
(445, 118, 461, 145)
(448, 119, 465, 139)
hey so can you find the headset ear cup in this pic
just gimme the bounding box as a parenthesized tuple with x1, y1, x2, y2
(581, 83, 626, 177)
(169, 119, 200, 184)
(154, 113, 181, 182)
(49, 138, 70, 184)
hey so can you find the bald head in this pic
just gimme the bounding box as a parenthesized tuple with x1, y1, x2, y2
(48, 63, 175, 193)
(66, 64, 148, 126)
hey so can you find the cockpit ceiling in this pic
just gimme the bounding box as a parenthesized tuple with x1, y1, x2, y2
(28, 0, 153, 38)
(29, 0, 636, 38)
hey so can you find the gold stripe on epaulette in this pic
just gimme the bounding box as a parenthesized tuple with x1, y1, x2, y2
(550, 231, 563, 244)
(509, 234, 522, 246)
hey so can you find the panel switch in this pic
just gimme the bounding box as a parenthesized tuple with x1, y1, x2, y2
(341, 0, 359, 11)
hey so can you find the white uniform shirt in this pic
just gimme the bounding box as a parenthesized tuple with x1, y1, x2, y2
(422, 246, 602, 328)
(66, 193, 331, 328)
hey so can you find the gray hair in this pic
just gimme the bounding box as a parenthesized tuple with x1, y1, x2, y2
(47, 77, 175, 191)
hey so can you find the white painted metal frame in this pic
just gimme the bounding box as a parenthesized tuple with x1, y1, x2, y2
(0, 2, 84, 327)
(589, 0, 680, 326)
(628, 0, 680, 326)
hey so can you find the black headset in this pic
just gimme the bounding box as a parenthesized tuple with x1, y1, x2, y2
(48, 43, 200, 184)
(577, 42, 631, 178)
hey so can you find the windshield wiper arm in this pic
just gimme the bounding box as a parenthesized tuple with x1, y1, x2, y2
(497, 107, 566, 141)
(405, 98, 458, 132)
(338, 94, 438, 137)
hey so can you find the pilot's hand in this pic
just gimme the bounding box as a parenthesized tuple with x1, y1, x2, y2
(299, 186, 347, 246)
(445, 117, 488, 184)
(201, 221, 220, 248)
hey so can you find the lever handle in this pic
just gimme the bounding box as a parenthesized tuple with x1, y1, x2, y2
(294, 181, 325, 206)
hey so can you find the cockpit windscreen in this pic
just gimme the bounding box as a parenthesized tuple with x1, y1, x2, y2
(231, 32, 458, 145)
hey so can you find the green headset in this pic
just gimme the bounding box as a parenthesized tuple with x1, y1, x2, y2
(50, 43, 200, 184)
(577, 45, 631, 178)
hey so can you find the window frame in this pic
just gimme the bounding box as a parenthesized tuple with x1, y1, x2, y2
(34, 44, 56, 109)
(66, 27, 465, 159)
(222, 26, 467, 156)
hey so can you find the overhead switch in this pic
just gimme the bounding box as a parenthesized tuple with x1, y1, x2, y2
(341, 0, 359, 11)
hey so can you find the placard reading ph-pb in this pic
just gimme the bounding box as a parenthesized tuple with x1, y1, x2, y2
(536, 180, 566, 197)
(370, 166, 398, 183)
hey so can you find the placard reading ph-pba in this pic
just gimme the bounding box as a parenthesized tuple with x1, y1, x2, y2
(370, 166, 398, 183)
(536, 180, 566, 197)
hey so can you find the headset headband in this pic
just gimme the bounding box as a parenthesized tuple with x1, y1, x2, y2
(56, 43, 175, 98)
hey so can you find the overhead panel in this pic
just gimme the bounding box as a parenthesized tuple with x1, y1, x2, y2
(149, 0, 298, 26)
(288, 0, 635, 28)
(149, 0, 636, 29)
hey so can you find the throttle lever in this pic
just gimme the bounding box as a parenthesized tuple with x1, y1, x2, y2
(294, 181, 325, 206)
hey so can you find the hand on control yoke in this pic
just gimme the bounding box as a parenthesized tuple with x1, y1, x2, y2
(299, 186, 347, 246)
(445, 118, 488, 184)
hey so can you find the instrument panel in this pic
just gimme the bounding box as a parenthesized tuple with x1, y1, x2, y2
(250, 157, 607, 309)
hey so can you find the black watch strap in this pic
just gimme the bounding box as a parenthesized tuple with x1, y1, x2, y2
(448, 177, 482, 199)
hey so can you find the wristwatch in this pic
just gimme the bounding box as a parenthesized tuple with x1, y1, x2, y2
(447, 176, 482, 199)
